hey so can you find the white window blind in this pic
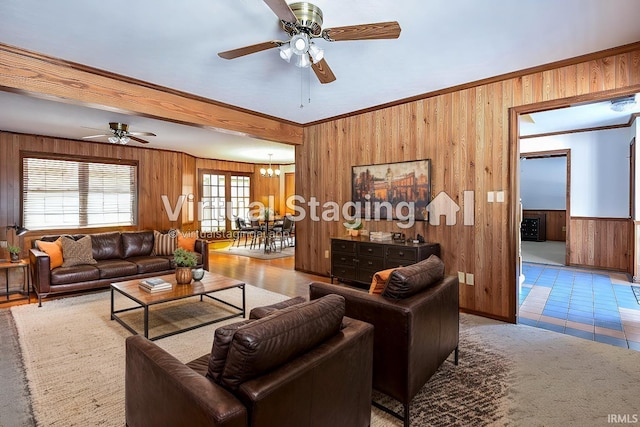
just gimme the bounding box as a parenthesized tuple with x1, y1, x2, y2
(22, 157, 137, 230)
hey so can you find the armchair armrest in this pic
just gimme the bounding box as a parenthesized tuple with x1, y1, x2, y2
(195, 239, 210, 271)
(125, 335, 246, 427)
(30, 248, 51, 295)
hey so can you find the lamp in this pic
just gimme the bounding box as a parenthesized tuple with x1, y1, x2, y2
(260, 154, 281, 178)
(279, 32, 323, 69)
(108, 130, 131, 144)
(6, 224, 28, 237)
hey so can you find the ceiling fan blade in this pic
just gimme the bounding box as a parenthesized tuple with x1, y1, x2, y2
(129, 136, 150, 144)
(322, 21, 401, 41)
(263, 0, 297, 23)
(312, 58, 336, 84)
(128, 131, 156, 137)
(82, 134, 110, 139)
(218, 41, 282, 60)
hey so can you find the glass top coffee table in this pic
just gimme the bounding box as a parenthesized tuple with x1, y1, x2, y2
(110, 271, 245, 341)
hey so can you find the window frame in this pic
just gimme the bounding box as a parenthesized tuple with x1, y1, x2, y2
(199, 169, 252, 236)
(21, 152, 139, 232)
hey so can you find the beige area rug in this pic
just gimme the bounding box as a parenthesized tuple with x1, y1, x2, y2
(213, 245, 294, 260)
(11, 289, 640, 427)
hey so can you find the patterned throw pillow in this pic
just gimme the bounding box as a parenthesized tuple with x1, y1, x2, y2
(60, 236, 97, 267)
(152, 230, 177, 256)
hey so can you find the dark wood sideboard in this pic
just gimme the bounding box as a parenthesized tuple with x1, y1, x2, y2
(330, 236, 441, 288)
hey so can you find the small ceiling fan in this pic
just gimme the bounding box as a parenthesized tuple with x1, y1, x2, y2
(82, 122, 156, 145)
(218, 0, 401, 84)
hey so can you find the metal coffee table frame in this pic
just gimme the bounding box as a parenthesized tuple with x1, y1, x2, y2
(110, 273, 245, 341)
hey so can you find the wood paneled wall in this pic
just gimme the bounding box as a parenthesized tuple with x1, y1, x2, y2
(0, 132, 260, 256)
(569, 217, 632, 272)
(296, 46, 640, 321)
(523, 209, 566, 241)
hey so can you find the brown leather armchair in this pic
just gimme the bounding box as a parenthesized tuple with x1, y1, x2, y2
(125, 294, 374, 427)
(309, 256, 459, 427)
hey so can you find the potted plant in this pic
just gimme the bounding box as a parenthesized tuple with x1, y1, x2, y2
(344, 219, 363, 237)
(7, 244, 21, 263)
(173, 247, 198, 284)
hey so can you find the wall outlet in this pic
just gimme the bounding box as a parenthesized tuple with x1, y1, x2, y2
(457, 271, 465, 284)
(487, 191, 494, 203)
(496, 191, 505, 203)
(466, 273, 475, 286)
(0, 240, 7, 248)
(324, 249, 329, 259)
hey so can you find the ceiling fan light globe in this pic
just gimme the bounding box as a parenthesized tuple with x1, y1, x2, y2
(260, 168, 267, 176)
(279, 44, 293, 62)
(308, 44, 324, 62)
(120, 136, 130, 144)
(290, 33, 309, 56)
(275, 169, 281, 176)
(295, 54, 310, 68)
(108, 136, 119, 144)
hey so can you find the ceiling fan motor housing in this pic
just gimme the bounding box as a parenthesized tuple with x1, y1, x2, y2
(287, 2, 323, 35)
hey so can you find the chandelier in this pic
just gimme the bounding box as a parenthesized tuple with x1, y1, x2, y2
(260, 154, 281, 178)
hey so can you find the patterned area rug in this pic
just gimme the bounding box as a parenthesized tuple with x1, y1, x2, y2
(371, 315, 511, 426)
(632, 286, 640, 304)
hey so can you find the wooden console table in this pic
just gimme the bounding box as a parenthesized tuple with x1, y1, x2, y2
(331, 236, 440, 288)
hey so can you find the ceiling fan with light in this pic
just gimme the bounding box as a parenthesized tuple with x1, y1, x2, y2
(218, 0, 401, 84)
(82, 122, 156, 145)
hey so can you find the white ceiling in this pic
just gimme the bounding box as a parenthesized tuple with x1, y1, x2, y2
(1, 0, 640, 162)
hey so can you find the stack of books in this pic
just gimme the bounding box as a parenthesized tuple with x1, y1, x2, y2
(139, 277, 172, 293)
(369, 231, 393, 242)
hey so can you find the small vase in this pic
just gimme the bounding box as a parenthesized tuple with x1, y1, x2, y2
(10, 253, 19, 263)
(175, 267, 193, 284)
(192, 268, 205, 281)
(348, 229, 360, 237)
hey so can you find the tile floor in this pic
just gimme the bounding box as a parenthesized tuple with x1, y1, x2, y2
(518, 262, 640, 351)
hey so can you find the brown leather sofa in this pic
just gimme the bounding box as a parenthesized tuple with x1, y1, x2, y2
(30, 230, 209, 306)
(125, 294, 374, 427)
(309, 255, 459, 427)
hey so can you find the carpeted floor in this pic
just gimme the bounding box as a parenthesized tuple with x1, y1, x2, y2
(0, 309, 35, 427)
(7, 288, 640, 426)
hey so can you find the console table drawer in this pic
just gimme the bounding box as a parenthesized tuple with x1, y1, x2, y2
(332, 265, 357, 281)
(358, 256, 385, 271)
(385, 247, 417, 263)
(358, 244, 384, 258)
(332, 253, 355, 266)
(357, 268, 379, 285)
(331, 240, 357, 254)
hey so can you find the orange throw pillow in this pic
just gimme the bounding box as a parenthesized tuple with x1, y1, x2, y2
(36, 238, 63, 270)
(177, 232, 197, 252)
(369, 268, 396, 295)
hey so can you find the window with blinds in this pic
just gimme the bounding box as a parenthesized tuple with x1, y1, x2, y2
(22, 157, 137, 230)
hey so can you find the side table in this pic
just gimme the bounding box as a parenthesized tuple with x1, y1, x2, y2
(0, 259, 30, 302)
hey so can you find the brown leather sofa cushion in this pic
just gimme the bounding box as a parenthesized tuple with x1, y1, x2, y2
(382, 254, 445, 299)
(122, 231, 154, 258)
(90, 232, 124, 260)
(220, 294, 345, 391)
(50, 265, 100, 285)
(129, 256, 172, 274)
(95, 259, 139, 279)
(248, 296, 307, 319)
(206, 319, 255, 383)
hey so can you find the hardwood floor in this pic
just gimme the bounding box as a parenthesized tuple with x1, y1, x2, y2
(208, 252, 331, 298)
(0, 252, 332, 309)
